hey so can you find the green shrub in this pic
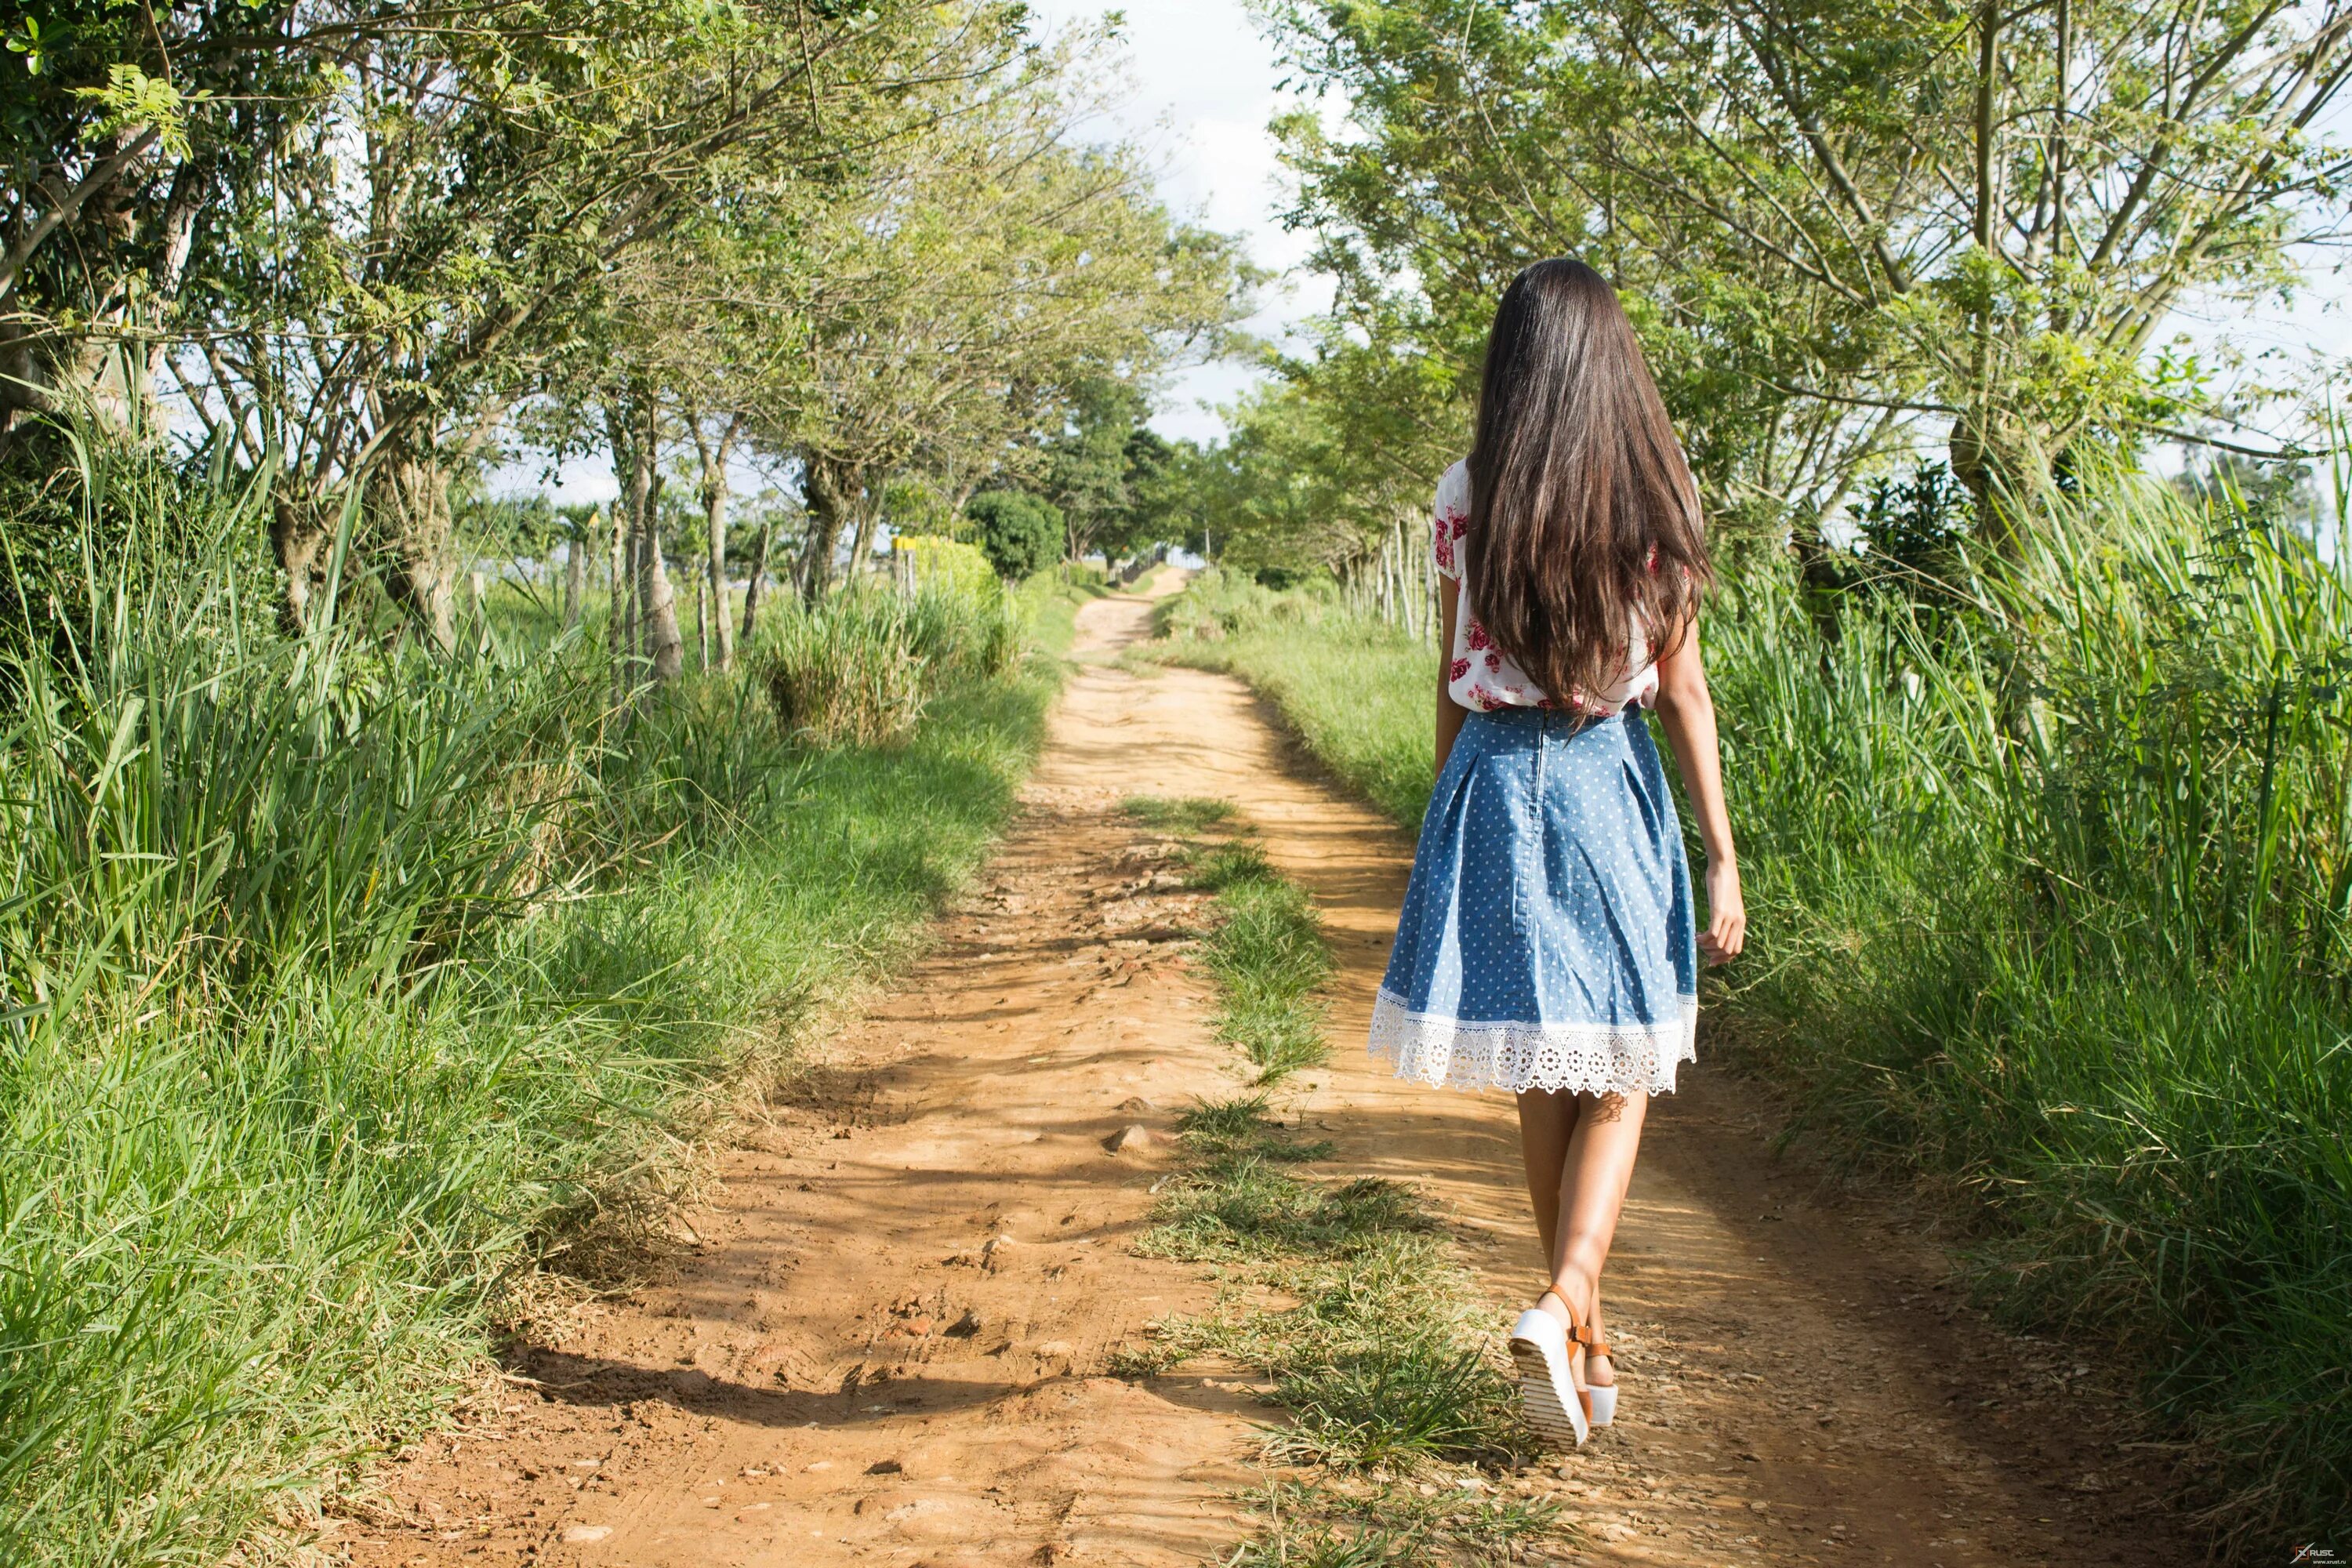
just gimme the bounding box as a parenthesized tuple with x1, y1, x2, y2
(749, 583, 1023, 747)
(964, 488, 1065, 581)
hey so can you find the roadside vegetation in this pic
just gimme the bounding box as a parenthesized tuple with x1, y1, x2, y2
(0, 444, 1087, 1563)
(1113, 799, 1564, 1566)
(3, 5, 1240, 1560)
(1149, 458, 2352, 1549)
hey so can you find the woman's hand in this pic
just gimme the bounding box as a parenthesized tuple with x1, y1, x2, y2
(1653, 615, 1743, 967)
(1699, 855, 1745, 965)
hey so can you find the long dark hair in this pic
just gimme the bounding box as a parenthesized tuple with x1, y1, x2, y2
(1462, 259, 1709, 705)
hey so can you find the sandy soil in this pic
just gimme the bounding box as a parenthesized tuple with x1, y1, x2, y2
(337, 575, 2198, 1567)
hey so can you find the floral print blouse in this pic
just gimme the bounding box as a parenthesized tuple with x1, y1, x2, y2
(1432, 459, 1658, 716)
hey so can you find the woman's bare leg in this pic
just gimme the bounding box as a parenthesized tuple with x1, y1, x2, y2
(1516, 1088, 1646, 1387)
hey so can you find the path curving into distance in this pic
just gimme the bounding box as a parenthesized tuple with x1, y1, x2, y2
(342, 573, 2195, 1567)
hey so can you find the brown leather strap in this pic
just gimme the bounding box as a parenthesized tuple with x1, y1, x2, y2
(1539, 1287, 1610, 1358)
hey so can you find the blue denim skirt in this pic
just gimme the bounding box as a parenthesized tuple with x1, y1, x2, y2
(1369, 705, 1698, 1096)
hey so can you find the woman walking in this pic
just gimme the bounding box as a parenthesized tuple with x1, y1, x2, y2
(1367, 258, 1745, 1448)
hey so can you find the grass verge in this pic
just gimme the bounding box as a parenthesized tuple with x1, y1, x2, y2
(0, 443, 1089, 1566)
(1112, 797, 1563, 1566)
(1149, 577, 1436, 827)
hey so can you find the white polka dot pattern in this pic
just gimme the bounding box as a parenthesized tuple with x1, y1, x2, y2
(1369, 702, 1701, 1098)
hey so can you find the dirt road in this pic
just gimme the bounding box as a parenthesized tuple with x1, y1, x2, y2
(341, 577, 2195, 1566)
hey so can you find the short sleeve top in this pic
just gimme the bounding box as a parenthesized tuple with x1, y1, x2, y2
(1433, 459, 1657, 715)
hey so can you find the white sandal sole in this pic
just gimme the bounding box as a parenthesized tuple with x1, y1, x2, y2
(1587, 1382, 1616, 1428)
(1508, 1308, 1589, 1449)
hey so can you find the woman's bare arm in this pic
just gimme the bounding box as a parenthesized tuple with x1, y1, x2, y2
(1651, 616, 1746, 964)
(1434, 573, 1470, 775)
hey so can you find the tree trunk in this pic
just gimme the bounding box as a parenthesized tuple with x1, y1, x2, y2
(626, 526, 643, 658)
(741, 520, 773, 642)
(635, 456, 684, 681)
(372, 449, 457, 652)
(696, 414, 742, 671)
(848, 498, 880, 584)
(608, 391, 684, 681)
(641, 539, 683, 680)
(695, 570, 709, 671)
(604, 503, 628, 706)
(270, 493, 337, 635)
(799, 455, 857, 600)
(140, 162, 205, 400)
(607, 408, 643, 662)
(1948, 416, 2027, 559)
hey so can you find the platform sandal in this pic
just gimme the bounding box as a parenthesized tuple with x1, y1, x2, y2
(1585, 1332, 1617, 1428)
(1508, 1288, 1593, 1449)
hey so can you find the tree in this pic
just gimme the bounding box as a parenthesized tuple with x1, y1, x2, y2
(1044, 378, 1149, 561)
(1261, 0, 2352, 551)
(773, 26, 1249, 597)
(26, 1, 1014, 643)
(688, 410, 745, 671)
(0, 1, 320, 448)
(1184, 381, 1370, 572)
(966, 489, 1064, 580)
(601, 380, 684, 682)
(1261, 0, 1896, 555)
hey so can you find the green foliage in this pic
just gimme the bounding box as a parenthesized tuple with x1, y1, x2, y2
(1238, 0, 2352, 573)
(748, 583, 1024, 748)
(1180, 378, 1434, 573)
(965, 489, 1066, 581)
(0, 450, 1060, 1562)
(1040, 376, 1196, 561)
(1153, 471, 2352, 1552)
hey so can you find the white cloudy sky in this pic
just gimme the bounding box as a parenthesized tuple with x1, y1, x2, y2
(1022, 0, 1323, 443)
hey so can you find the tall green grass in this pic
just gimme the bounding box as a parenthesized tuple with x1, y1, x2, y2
(1160, 475, 2351, 1552)
(1707, 476, 2351, 1546)
(0, 437, 1068, 1563)
(750, 583, 1024, 746)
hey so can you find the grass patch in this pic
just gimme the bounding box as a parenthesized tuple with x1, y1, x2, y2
(1118, 799, 1333, 1084)
(1112, 800, 1557, 1562)
(1190, 840, 1334, 1084)
(1121, 793, 1237, 833)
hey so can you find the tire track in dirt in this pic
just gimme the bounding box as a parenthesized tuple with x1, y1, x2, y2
(338, 575, 2198, 1566)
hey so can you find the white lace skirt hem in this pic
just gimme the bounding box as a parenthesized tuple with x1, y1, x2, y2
(1367, 986, 1697, 1097)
